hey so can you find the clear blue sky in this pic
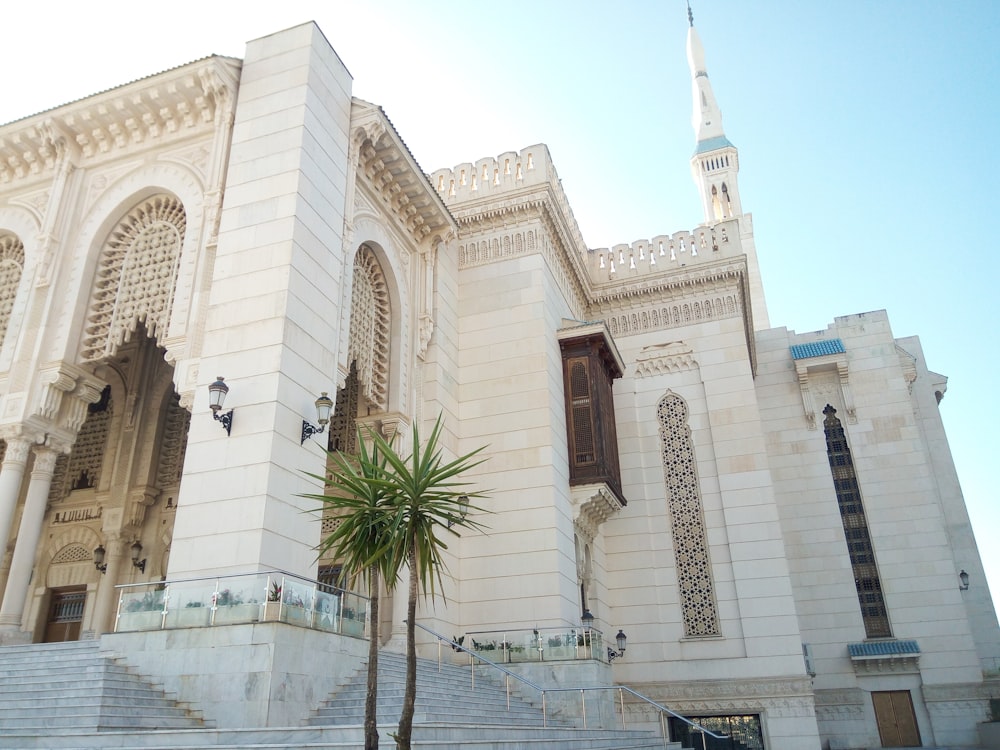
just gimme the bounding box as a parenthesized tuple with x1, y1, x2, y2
(3, 1, 998, 600)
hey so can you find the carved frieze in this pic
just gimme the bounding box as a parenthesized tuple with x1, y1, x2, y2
(634, 341, 698, 377)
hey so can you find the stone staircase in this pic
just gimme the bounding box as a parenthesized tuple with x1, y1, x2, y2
(310, 649, 572, 727)
(0, 639, 207, 740)
(0, 640, 673, 750)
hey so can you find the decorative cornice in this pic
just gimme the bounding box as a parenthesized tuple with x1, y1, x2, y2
(0, 57, 242, 185)
(351, 100, 456, 248)
(589, 257, 747, 305)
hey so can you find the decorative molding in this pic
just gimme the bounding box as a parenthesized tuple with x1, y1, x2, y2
(795, 353, 856, 430)
(570, 483, 624, 539)
(378, 412, 409, 445)
(590, 257, 746, 306)
(31, 445, 62, 475)
(7, 191, 49, 225)
(599, 290, 742, 341)
(351, 103, 454, 248)
(455, 196, 589, 318)
(0, 59, 240, 186)
(634, 341, 698, 377)
(633, 676, 815, 701)
(81, 159, 146, 219)
(159, 144, 212, 184)
(0, 435, 34, 466)
(126, 487, 159, 529)
(896, 345, 918, 393)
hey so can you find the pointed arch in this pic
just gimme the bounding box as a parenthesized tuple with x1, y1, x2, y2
(348, 244, 391, 410)
(80, 195, 186, 363)
(0, 233, 25, 347)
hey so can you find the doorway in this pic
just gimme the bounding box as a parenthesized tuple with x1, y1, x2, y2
(43, 587, 87, 642)
(872, 690, 921, 747)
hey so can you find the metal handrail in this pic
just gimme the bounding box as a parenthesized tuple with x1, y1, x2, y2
(413, 621, 728, 744)
(113, 568, 335, 590)
(413, 622, 549, 715)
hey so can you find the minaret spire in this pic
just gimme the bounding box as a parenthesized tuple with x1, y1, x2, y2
(686, 15, 727, 145)
(686, 8, 740, 222)
(684, 9, 770, 328)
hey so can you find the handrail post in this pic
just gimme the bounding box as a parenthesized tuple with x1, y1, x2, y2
(620, 687, 626, 730)
(660, 711, 668, 749)
(505, 674, 510, 711)
(437, 639, 442, 671)
(580, 688, 587, 729)
(542, 691, 547, 728)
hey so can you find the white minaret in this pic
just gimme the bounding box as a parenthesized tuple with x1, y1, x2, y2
(685, 5, 769, 328)
(687, 7, 743, 223)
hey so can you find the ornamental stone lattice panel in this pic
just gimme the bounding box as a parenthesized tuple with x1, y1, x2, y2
(81, 195, 186, 362)
(48, 389, 111, 502)
(328, 363, 360, 456)
(347, 245, 390, 410)
(51, 544, 92, 564)
(155, 393, 190, 489)
(657, 392, 720, 637)
(0, 233, 24, 346)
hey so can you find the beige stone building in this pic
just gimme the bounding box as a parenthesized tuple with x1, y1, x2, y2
(0, 17, 996, 750)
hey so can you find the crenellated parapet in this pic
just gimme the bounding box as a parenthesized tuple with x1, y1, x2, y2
(432, 145, 592, 316)
(583, 218, 741, 285)
(430, 146, 754, 351)
(431, 145, 554, 203)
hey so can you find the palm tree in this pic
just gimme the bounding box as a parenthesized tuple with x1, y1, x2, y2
(308, 432, 396, 750)
(365, 415, 487, 750)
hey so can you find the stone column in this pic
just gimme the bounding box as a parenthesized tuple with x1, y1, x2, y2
(91, 535, 126, 635)
(0, 446, 60, 633)
(0, 437, 33, 565)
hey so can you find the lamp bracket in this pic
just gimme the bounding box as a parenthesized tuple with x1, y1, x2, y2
(301, 420, 326, 445)
(213, 409, 233, 436)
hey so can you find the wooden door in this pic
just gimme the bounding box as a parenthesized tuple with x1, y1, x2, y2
(872, 690, 921, 747)
(43, 588, 86, 643)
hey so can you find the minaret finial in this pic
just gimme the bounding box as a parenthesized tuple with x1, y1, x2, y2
(687, 0, 694, 27)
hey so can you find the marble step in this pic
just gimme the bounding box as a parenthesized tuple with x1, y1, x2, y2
(0, 723, 671, 749)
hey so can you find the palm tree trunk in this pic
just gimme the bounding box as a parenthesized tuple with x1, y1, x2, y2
(396, 545, 418, 749)
(364, 564, 380, 750)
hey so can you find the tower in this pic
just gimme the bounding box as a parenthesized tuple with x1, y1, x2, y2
(685, 7, 769, 329)
(687, 9, 742, 222)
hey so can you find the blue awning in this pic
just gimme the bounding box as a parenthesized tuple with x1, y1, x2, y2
(790, 339, 846, 360)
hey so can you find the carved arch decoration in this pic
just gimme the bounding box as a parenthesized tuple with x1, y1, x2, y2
(0, 234, 25, 346)
(80, 194, 186, 362)
(44, 526, 103, 589)
(348, 243, 391, 410)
